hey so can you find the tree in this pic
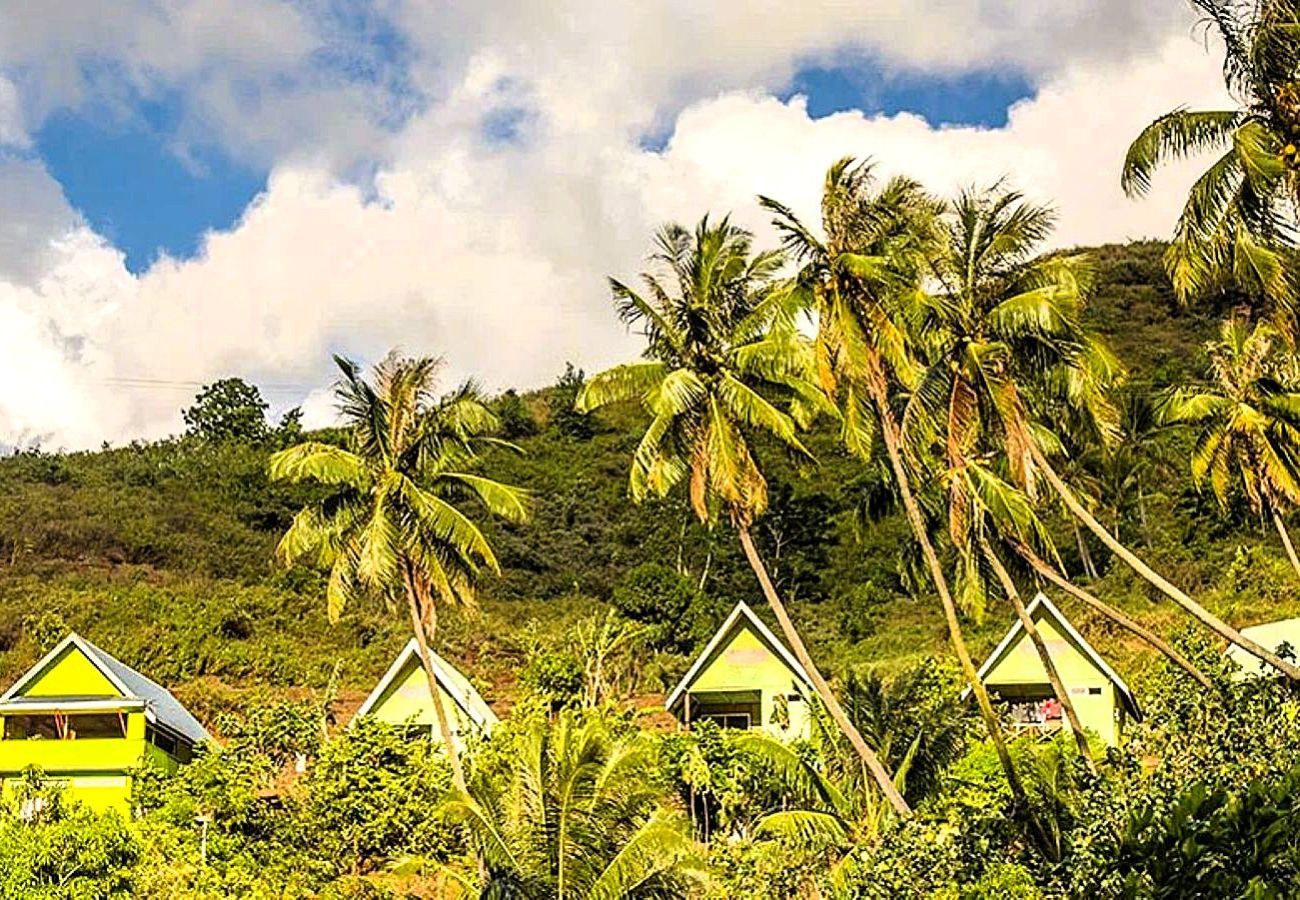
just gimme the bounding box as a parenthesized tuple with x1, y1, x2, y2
(268, 354, 529, 793)
(1121, 0, 1300, 315)
(183, 378, 271, 443)
(1159, 316, 1300, 579)
(761, 163, 1027, 813)
(442, 710, 702, 898)
(577, 215, 911, 816)
(551, 363, 596, 439)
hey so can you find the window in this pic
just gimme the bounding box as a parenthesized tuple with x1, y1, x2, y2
(4, 715, 60, 740)
(65, 714, 127, 740)
(4, 713, 127, 740)
(145, 724, 177, 755)
(698, 712, 752, 729)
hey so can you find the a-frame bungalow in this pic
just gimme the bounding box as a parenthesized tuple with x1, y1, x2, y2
(972, 592, 1141, 747)
(1225, 616, 1300, 679)
(351, 639, 497, 749)
(666, 601, 813, 740)
(0, 633, 209, 812)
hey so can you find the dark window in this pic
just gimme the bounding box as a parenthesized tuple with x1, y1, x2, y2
(145, 724, 178, 755)
(1088, 687, 1103, 696)
(4, 715, 59, 740)
(65, 714, 127, 740)
(698, 712, 752, 729)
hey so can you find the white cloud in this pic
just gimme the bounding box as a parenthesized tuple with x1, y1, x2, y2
(0, 4, 1236, 448)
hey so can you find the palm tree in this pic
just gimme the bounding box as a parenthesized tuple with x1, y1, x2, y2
(442, 710, 702, 898)
(1121, 0, 1300, 314)
(576, 215, 910, 817)
(1159, 316, 1300, 578)
(268, 354, 529, 794)
(760, 161, 1034, 815)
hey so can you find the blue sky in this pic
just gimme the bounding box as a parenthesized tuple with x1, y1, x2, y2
(31, 55, 1032, 274)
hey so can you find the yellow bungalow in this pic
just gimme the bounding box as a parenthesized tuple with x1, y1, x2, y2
(666, 601, 813, 740)
(352, 638, 497, 749)
(972, 592, 1141, 747)
(1226, 617, 1300, 679)
(0, 633, 209, 813)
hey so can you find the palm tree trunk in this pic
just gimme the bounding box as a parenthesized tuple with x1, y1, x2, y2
(1072, 519, 1099, 580)
(735, 526, 910, 818)
(1271, 510, 1300, 580)
(863, 377, 1034, 819)
(1011, 539, 1214, 690)
(1030, 441, 1300, 681)
(982, 542, 1094, 766)
(402, 563, 469, 796)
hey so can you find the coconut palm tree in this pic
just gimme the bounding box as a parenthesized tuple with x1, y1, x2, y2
(760, 161, 1035, 814)
(1121, 0, 1300, 314)
(268, 354, 529, 794)
(576, 215, 911, 817)
(443, 710, 702, 898)
(915, 184, 1300, 681)
(1159, 316, 1300, 578)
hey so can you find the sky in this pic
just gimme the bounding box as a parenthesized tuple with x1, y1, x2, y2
(0, 0, 1233, 448)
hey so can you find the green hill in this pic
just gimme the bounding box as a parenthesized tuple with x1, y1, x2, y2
(0, 240, 1292, 729)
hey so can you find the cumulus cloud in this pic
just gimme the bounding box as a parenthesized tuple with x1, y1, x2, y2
(0, 2, 1235, 447)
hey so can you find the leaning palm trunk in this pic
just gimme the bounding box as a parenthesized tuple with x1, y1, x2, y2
(1271, 510, 1300, 580)
(862, 374, 1035, 820)
(736, 526, 910, 818)
(402, 564, 469, 796)
(982, 541, 1093, 766)
(1029, 442, 1300, 681)
(1011, 539, 1214, 691)
(1072, 519, 1099, 580)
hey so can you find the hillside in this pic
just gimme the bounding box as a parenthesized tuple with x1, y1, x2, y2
(0, 239, 1292, 730)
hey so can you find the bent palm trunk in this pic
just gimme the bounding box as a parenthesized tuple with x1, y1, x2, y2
(863, 375, 1035, 822)
(1011, 539, 1214, 691)
(403, 565, 469, 796)
(1030, 442, 1300, 682)
(983, 542, 1093, 766)
(736, 526, 911, 817)
(1271, 510, 1300, 580)
(1072, 519, 1098, 580)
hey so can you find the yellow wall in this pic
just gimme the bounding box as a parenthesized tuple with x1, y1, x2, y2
(683, 624, 810, 741)
(366, 657, 480, 749)
(983, 617, 1123, 746)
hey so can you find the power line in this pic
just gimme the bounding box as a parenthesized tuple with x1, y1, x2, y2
(100, 377, 315, 395)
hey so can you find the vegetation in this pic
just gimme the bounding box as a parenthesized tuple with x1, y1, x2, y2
(9, 9, 1300, 890)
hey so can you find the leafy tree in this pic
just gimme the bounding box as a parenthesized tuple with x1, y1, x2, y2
(443, 709, 702, 898)
(183, 378, 271, 444)
(268, 353, 529, 793)
(610, 562, 700, 650)
(295, 719, 453, 875)
(1159, 316, 1300, 579)
(551, 363, 596, 439)
(577, 215, 910, 815)
(496, 389, 539, 439)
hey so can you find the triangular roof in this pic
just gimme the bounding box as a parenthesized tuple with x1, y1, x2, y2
(971, 592, 1141, 719)
(665, 601, 812, 713)
(1226, 617, 1300, 678)
(353, 639, 498, 731)
(0, 633, 210, 745)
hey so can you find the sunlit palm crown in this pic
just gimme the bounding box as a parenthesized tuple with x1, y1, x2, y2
(1158, 316, 1300, 513)
(1123, 0, 1300, 312)
(577, 216, 824, 526)
(268, 353, 528, 621)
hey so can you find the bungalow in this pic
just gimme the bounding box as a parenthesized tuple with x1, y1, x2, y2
(971, 592, 1141, 747)
(1226, 617, 1300, 679)
(352, 638, 497, 749)
(666, 601, 813, 740)
(0, 633, 209, 813)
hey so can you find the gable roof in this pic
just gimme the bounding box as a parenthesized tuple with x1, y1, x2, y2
(971, 592, 1141, 719)
(0, 633, 210, 745)
(665, 601, 812, 713)
(353, 639, 498, 731)
(1226, 617, 1300, 678)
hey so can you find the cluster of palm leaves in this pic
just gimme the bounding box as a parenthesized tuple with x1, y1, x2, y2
(582, 150, 1300, 825)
